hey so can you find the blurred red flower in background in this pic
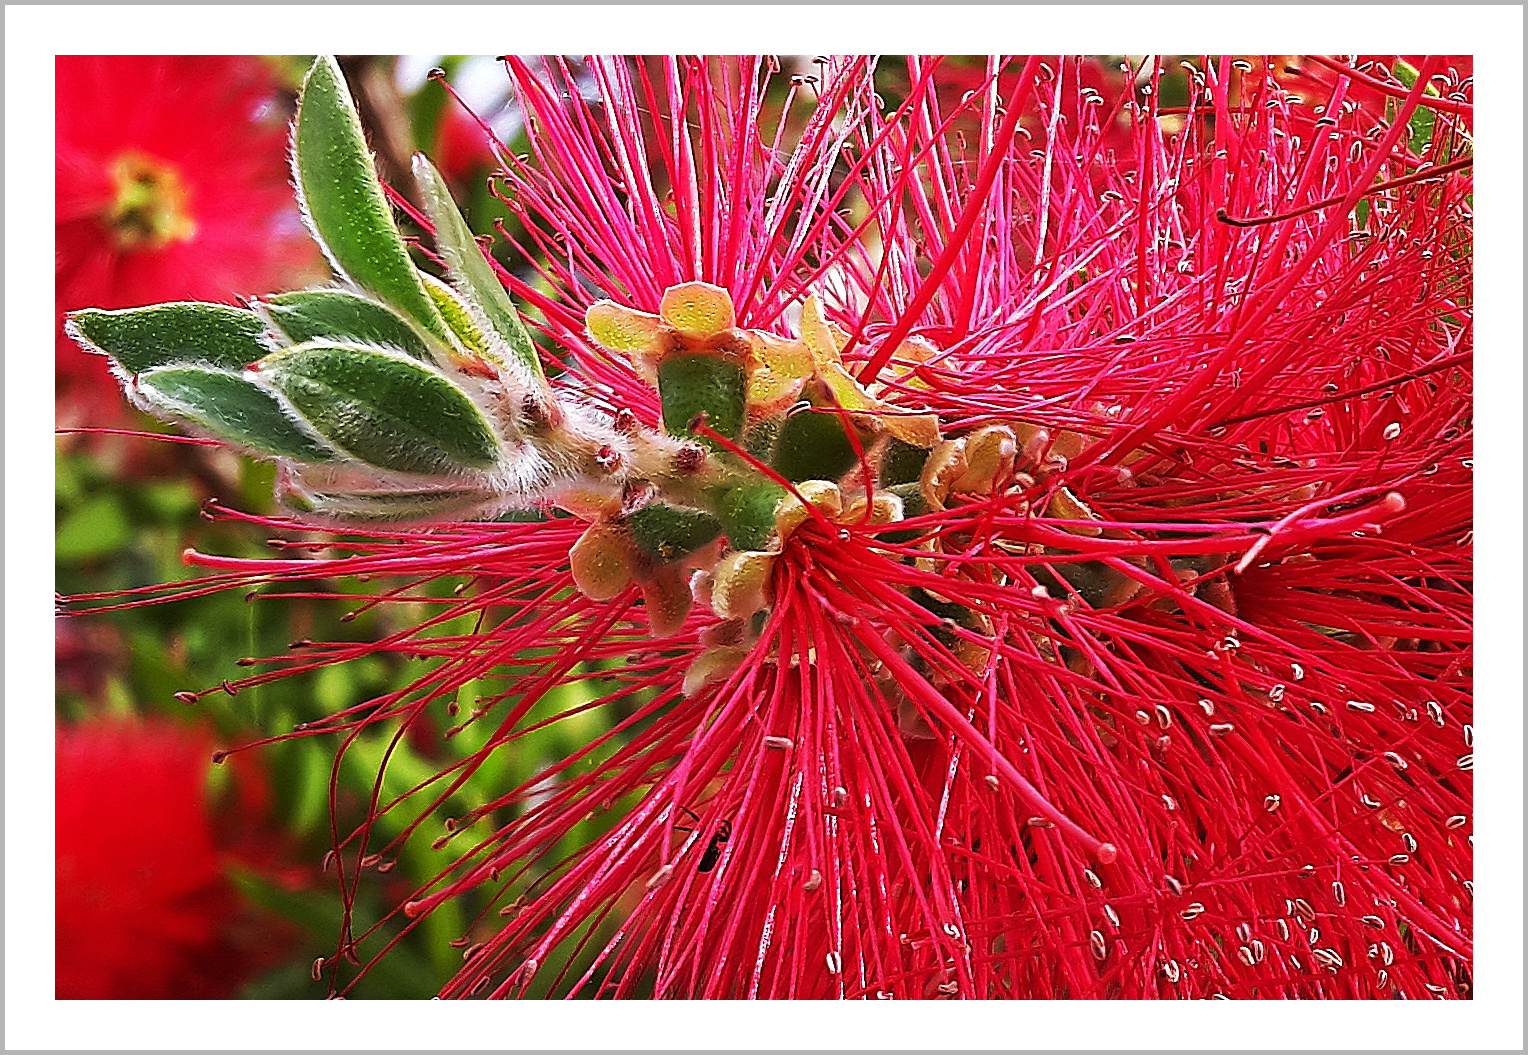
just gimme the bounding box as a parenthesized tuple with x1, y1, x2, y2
(54, 55, 319, 424)
(430, 100, 502, 182)
(55, 717, 296, 999)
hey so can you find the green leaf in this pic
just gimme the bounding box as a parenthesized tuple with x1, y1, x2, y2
(656, 353, 746, 446)
(420, 271, 493, 359)
(283, 484, 503, 522)
(260, 342, 502, 474)
(134, 365, 338, 461)
(414, 154, 546, 383)
(294, 56, 453, 347)
(625, 503, 722, 562)
(771, 408, 860, 483)
(66, 303, 269, 374)
(260, 289, 433, 360)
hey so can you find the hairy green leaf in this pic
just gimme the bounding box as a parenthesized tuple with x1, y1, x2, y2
(261, 342, 501, 475)
(414, 154, 546, 383)
(294, 56, 452, 346)
(67, 303, 269, 374)
(261, 289, 433, 361)
(420, 272, 493, 359)
(136, 365, 337, 461)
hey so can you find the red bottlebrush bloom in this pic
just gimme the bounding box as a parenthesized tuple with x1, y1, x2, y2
(66, 55, 1473, 1000)
(55, 717, 293, 998)
(54, 55, 318, 423)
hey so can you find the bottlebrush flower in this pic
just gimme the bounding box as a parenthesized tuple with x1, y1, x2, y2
(55, 716, 293, 998)
(55, 55, 319, 424)
(63, 55, 1472, 1000)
